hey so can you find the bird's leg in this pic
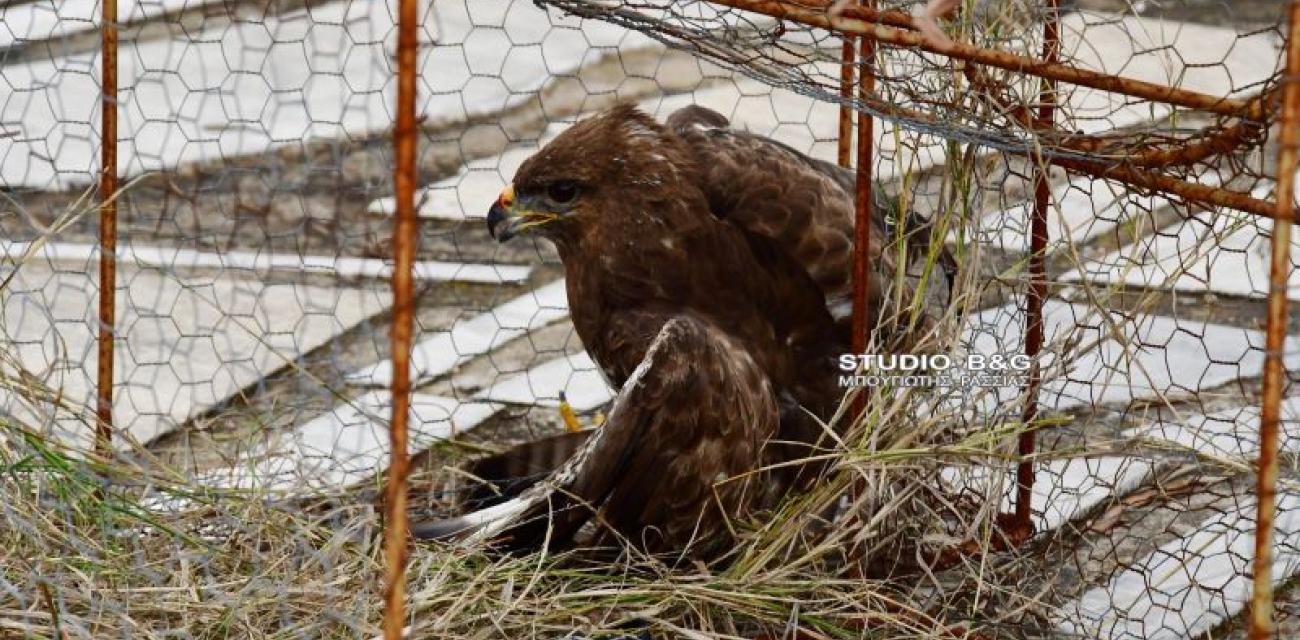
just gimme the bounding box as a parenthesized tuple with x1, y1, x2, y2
(916, 0, 961, 49)
(558, 391, 605, 433)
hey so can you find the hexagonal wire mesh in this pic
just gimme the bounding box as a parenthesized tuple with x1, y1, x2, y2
(0, 0, 1295, 637)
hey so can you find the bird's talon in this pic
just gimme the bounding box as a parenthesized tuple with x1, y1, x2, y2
(558, 391, 592, 433)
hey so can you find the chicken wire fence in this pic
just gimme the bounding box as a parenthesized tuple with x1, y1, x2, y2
(0, 0, 1295, 638)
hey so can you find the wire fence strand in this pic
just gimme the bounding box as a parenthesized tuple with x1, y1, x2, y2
(0, 1, 1294, 637)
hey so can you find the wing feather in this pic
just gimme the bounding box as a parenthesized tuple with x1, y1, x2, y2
(667, 105, 957, 339)
(412, 314, 779, 556)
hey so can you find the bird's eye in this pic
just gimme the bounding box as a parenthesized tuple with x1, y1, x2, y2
(547, 181, 580, 205)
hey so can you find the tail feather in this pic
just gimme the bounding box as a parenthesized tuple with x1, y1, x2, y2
(410, 432, 591, 542)
(412, 317, 760, 554)
(411, 322, 679, 550)
(411, 426, 613, 546)
(411, 494, 531, 541)
(464, 430, 594, 509)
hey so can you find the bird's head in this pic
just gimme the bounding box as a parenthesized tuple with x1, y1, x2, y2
(487, 104, 689, 245)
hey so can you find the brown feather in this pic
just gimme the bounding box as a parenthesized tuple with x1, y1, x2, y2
(666, 105, 956, 344)
(415, 317, 779, 556)
(461, 430, 593, 509)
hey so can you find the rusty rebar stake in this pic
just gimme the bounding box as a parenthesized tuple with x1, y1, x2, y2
(382, 0, 420, 635)
(1249, 3, 1299, 637)
(850, 0, 875, 421)
(838, 30, 855, 168)
(95, 0, 118, 457)
(1014, 0, 1060, 537)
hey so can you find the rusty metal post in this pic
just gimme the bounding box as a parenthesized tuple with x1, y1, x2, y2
(1014, 0, 1060, 534)
(1249, 3, 1299, 637)
(382, 0, 419, 635)
(95, 0, 119, 456)
(851, 0, 875, 365)
(838, 34, 855, 168)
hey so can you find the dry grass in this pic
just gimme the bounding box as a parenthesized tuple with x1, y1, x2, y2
(0, 381, 1058, 639)
(0, 217, 1058, 640)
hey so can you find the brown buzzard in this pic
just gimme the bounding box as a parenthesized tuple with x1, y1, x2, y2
(412, 105, 954, 556)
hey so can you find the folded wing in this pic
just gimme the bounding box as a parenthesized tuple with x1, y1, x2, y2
(666, 105, 956, 341)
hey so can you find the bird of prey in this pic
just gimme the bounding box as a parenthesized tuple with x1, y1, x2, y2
(413, 104, 955, 557)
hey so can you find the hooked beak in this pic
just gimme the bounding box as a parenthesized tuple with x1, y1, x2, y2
(487, 184, 558, 243)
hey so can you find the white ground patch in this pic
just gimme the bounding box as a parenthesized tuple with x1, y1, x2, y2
(946, 397, 1300, 545)
(0, 0, 195, 48)
(953, 175, 1117, 249)
(1, 239, 531, 284)
(366, 123, 569, 221)
(943, 456, 1157, 533)
(947, 376, 1296, 525)
(367, 167, 508, 221)
(186, 391, 498, 491)
(189, 345, 611, 494)
(943, 396, 1299, 640)
(782, 11, 1267, 179)
(184, 323, 606, 496)
(956, 171, 1224, 253)
(1050, 396, 1300, 639)
(1058, 492, 1300, 640)
(1064, 12, 1280, 102)
(0, 0, 650, 188)
(0, 262, 387, 449)
(1129, 396, 1300, 463)
(957, 299, 1300, 416)
(346, 279, 569, 388)
(1059, 184, 1300, 302)
(475, 350, 614, 411)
